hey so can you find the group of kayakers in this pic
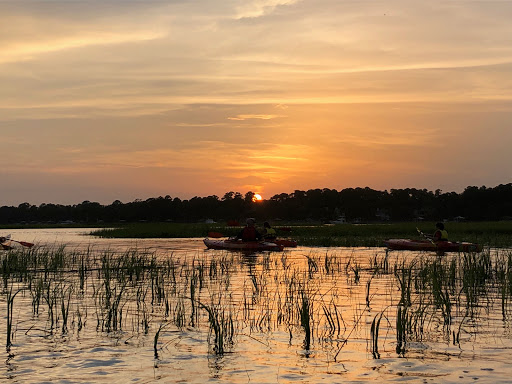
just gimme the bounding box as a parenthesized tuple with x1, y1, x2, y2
(235, 219, 448, 243)
(234, 218, 277, 242)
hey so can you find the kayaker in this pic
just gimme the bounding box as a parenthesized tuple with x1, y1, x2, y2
(235, 218, 263, 242)
(262, 221, 277, 240)
(432, 222, 448, 241)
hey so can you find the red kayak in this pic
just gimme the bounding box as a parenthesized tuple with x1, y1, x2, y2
(204, 238, 284, 251)
(384, 239, 482, 253)
(270, 239, 297, 248)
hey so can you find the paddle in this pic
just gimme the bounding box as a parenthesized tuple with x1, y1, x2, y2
(11, 240, 35, 248)
(417, 227, 447, 256)
(2, 234, 34, 248)
(416, 227, 435, 245)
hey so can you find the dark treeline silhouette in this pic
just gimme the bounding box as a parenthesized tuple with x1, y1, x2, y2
(1, 184, 511, 225)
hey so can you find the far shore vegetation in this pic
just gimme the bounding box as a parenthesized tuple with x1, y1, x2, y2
(1, 184, 511, 247)
(2, 184, 511, 226)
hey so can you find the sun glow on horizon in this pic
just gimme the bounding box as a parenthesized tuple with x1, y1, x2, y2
(0, 2, 510, 206)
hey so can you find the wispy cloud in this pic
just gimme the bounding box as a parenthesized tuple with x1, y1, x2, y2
(337, 130, 444, 148)
(1, 31, 165, 64)
(228, 114, 284, 120)
(234, 0, 300, 19)
(64, 142, 313, 177)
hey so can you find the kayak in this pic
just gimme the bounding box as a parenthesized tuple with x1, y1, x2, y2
(1, 235, 34, 250)
(268, 239, 298, 248)
(384, 239, 482, 253)
(204, 238, 284, 251)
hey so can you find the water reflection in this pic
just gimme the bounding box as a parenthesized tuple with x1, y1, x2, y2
(240, 253, 259, 276)
(0, 229, 512, 383)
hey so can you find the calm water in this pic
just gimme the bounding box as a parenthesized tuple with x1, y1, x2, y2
(1, 228, 511, 383)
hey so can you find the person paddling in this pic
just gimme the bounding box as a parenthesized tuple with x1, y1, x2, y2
(262, 221, 277, 240)
(235, 218, 263, 242)
(432, 222, 448, 241)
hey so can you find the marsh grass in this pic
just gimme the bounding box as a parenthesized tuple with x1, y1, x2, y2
(370, 311, 385, 359)
(199, 296, 236, 355)
(2, 243, 512, 362)
(298, 285, 313, 351)
(92, 223, 220, 239)
(6, 284, 22, 351)
(90, 221, 512, 248)
(497, 251, 512, 320)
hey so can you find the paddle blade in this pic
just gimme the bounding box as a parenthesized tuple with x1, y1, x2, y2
(208, 232, 224, 238)
(9, 239, 35, 248)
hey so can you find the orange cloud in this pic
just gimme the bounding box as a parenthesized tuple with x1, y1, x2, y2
(227, 114, 284, 120)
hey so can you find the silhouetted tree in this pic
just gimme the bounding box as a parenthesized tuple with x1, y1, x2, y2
(1, 184, 511, 224)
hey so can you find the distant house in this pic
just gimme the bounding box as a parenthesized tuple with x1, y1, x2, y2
(376, 209, 390, 221)
(331, 215, 347, 224)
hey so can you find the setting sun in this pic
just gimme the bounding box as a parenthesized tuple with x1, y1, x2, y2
(253, 193, 263, 202)
(1, 1, 510, 208)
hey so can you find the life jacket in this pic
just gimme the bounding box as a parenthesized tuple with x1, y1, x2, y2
(242, 226, 258, 241)
(435, 229, 448, 241)
(264, 228, 277, 239)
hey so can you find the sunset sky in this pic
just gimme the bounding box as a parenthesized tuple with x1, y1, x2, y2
(1, 1, 511, 206)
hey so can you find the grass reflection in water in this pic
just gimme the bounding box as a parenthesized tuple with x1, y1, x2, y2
(1, 245, 512, 381)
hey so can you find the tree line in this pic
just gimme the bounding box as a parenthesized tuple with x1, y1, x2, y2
(1, 184, 511, 225)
